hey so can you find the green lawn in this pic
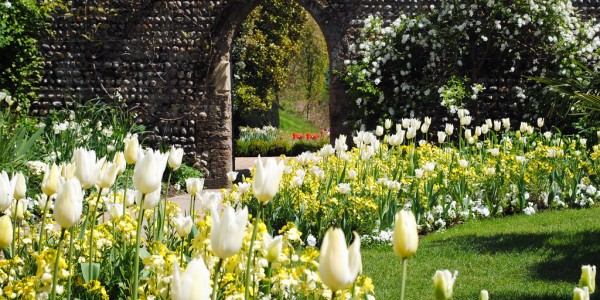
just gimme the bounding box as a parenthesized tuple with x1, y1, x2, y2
(279, 109, 319, 134)
(363, 207, 600, 299)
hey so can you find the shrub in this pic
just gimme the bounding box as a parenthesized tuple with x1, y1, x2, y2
(342, 0, 600, 132)
(170, 163, 204, 189)
(0, 92, 45, 173)
(44, 96, 143, 163)
(290, 140, 327, 155)
(0, 0, 59, 112)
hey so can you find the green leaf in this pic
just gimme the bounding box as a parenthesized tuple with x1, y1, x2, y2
(2, 248, 10, 260)
(138, 247, 151, 260)
(189, 224, 198, 239)
(80, 262, 101, 283)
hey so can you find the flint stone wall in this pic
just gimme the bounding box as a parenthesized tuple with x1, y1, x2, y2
(35, 0, 600, 187)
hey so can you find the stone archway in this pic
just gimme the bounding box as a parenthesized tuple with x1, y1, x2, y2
(207, 0, 348, 185)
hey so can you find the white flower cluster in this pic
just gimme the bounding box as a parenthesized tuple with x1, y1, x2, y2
(238, 125, 278, 142)
(575, 181, 600, 207)
(343, 0, 600, 128)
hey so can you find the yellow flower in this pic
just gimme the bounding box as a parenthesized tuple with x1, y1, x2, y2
(0, 215, 13, 249)
(124, 134, 140, 164)
(392, 210, 419, 259)
(42, 163, 60, 196)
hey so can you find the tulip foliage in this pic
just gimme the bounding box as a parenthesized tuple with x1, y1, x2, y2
(2, 109, 600, 299)
(223, 115, 600, 245)
(0, 145, 375, 299)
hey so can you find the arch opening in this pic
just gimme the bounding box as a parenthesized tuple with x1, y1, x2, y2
(227, 0, 332, 168)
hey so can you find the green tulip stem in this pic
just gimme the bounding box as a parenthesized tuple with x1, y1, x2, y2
(50, 228, 66, 300)
(211, 258, 224, 300)
(351, 281, 356, 300)
(331, 290, 337, 300)
(179, 236, 185, 264)
(38, 199, 51, 254)
(400, 258, 408, 300)
(265, 263, 272, 297)
(11, 199, 19, 257)
(88, 190, 103, 281)
(67, 226, 75, 299)
(190, 195, 196, 224)
(14, 216, 20, 256)
(132, 194, 146, 300)
(158, 169, 172, 242)
(123, 168, 131, 218)
(244, 203, 263, 300)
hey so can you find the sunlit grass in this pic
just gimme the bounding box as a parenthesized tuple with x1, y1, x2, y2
(279, 109, 319, 134)
(363, 207, 600, 299)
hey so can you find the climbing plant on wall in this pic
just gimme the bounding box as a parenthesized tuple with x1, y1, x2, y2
(0, 0, 59, 112)
(342, 0, 600, 132)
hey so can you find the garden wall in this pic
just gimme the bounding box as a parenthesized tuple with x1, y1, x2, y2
(34, 0, 600, 188)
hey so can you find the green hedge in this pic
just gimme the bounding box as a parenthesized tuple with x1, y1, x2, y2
(235, 139, 327, 156)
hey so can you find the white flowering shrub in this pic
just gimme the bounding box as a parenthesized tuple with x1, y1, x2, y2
(342, 0, 600, 130)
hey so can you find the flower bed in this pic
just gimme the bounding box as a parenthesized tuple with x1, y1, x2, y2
(0, 111, 598, 299)
(236, 126, 329, 156)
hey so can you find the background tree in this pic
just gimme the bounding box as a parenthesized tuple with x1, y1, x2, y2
(297, 17, 329, 123)
(232, 0, 307, 128)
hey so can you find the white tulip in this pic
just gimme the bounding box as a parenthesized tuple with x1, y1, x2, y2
(579, 265, 596, 294)
(54, 177, 84, 228)
(573, 287, 590, 300)
(42, 163, 60, 196)
(107, 203, 123, 220)
(392, 210, 419, 259)
(0, 171, 14, 211)
(537, 117, 545, 128)
(173, 214, 193, 238)
(113, 152, 127, 175)
(433, 270, 458, 300)
(168, 145, 184, 170)
(226, 171, 238, 183)
(263, 233, 283, 263)
(135, 187, 162, 210)
(98, 161, 119, 189)
(123, 134, 140, 164)
(133, 148, 168, 195)
(319, 228, 362, 293)
(171, 257, 211, 300)
(253, 156, 285, 205)
(210, 206, 248, 259)
(384, 119, 392, 129)
(12, 172, 26, 200)
(0, 215, 12, 249)
(72, 148, 104, 190)
(186, 178, 204, 197)
(445, 123, 454, 136)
